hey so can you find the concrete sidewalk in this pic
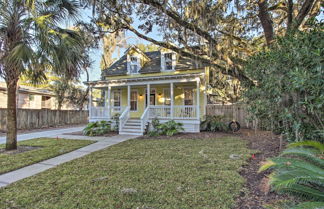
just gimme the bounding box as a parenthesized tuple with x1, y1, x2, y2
(0, 134, 137, 188)
(0, 126, 85, 144)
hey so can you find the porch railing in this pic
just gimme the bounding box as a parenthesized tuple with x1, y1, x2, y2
(90, 107, 109, 119)
(149, 105, 196, 119)
(149, 105, 171, 119)
(140, 106, 150, 133)
(174, 105, 197, 119)
(119, 106, 130, 132)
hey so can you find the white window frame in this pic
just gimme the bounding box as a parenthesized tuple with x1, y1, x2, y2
(161, 52, 176, 71)
(183, 87, 194, 106)
(112, 90, 122, 112)
(129, 56, 139, 74)
(164, 53, 173, 71)
(145, 88, 157, 106)
(130, 90, 138, 112)
(163, 88, 171, 106)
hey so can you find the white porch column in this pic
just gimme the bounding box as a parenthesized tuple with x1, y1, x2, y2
(196, 79, 200, 120)
(127, 85, 131, 108)
(89, 86, 92, 119)
(170, 82, 174, 119)
(146, 84, 150, 107)
(107, 86, 111, 119)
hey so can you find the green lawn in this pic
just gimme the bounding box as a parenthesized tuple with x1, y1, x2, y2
(0, 138, 94, 174)
(0, 137, 253, 209)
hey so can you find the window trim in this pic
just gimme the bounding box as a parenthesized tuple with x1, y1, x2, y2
(112, 90, 122, 112)
(130, 89, 138, 112)
(183, 87, 194, 106)
(129, 55, 139, 74)
(164, 53, 173, 71)
(161, 52, 176, 72)
(163, 88, 171, 106)
(144, 88, 157, 107)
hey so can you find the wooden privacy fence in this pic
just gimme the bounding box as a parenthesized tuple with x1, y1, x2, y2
(206, 104, 252, 128)
(0, 109, 88, 131)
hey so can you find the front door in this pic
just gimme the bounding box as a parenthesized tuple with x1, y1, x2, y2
(145, 91, 155, 107)
(150, 94, 155, 105)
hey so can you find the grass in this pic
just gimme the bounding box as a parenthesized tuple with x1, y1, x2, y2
(0, 138, 94, 174)
(0, 137, 253, 209)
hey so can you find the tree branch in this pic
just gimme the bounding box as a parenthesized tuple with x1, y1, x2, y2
(140, 0, 246, 46)
(287, 0, 293, 30)
(294, 0, 316, 29)
(123, 22, 253, 85)
(258, 0, 274, 46)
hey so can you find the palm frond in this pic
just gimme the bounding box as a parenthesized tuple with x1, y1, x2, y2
(280, 148, 324, 167)
(288, 141, 324, 153)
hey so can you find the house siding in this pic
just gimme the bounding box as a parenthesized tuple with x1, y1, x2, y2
(109, 81, 206, 119)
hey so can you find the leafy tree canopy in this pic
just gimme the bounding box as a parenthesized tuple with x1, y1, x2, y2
(244, 25, 324, 141)
(81, 0, 322, 85)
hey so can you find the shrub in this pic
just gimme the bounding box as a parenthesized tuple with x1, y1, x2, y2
(259, 140, 324, 208)
(112, 113, 120, 131)
(244, 28, 324, 141)
(147, 119, 184, 136)
(83, 121, 111, 136)
(158, 120, 184, 136)
(200, 115, 227, 132)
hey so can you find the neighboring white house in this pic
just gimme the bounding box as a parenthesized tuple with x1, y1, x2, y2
(0, 82, 77, 110)
(86, 45, 210, 135)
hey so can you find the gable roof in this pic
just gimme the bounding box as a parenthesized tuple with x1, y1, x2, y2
(0, 82, 54, 96)
(102, 50, 207, 77)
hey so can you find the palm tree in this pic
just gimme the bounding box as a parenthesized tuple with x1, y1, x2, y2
(0, 0, 85, 150)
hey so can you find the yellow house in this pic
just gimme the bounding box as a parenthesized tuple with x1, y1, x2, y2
(87, 46, 209, 135)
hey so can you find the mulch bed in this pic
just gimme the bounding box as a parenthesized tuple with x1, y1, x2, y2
(0, 146, 41, 155)
(138, 129, 289, 209)
(63, 131, 118, 137)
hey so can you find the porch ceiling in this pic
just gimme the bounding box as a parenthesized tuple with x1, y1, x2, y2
(85, 72, 203, 88)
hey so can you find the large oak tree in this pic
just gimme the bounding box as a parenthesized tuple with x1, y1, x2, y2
(82, 0, 321, 85)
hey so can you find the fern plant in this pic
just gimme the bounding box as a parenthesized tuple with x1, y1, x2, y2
(147, 119, 184, 136)
(158, 120, 184, 136)
(200, 115, 227, 132)
(259, 141, 324, 208)
(83, 121, 112, 136)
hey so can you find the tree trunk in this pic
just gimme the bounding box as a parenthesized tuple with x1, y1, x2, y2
(258, 0, 274, 46)
(6, 81, 18, 150)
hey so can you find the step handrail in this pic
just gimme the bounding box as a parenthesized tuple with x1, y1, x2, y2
(119, 106, 130, 133)
(140, 106, 150, 133)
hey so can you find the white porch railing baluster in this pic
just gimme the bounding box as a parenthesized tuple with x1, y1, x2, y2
(140, 106, 150, 133)
(173, 105, 196, 119)
(148, 105, 196, 119)
(119, 106, 130, 132)
(90, 107, 109, 119)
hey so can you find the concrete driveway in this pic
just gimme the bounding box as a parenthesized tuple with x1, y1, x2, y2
(0, 126, 85, 144)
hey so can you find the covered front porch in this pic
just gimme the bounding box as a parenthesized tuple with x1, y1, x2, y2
(88, 73, 205, 134)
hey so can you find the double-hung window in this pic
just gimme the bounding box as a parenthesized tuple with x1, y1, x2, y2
(130, 56, 138, 74)
(184, 89, 194, 106)
(163, 89, 171, 106)
(164, 53, 173, 70)
(130, 91, 138, 111)
(113, 91, 121, 112)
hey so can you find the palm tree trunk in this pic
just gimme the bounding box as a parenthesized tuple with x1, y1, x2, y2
(6, 81, 18, 150)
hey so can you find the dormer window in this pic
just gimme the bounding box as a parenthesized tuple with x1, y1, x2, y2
(161, 52, 175, 71)
(130, 56, 139, 74)
(164, 53, 173, 70)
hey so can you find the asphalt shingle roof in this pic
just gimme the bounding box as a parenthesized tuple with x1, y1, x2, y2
(102, 50, 206, 77)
